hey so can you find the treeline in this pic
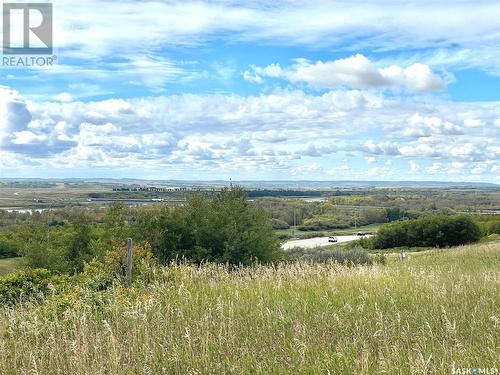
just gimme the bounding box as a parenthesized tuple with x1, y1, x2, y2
(247, 190, 323, 198)
(329, 190, 500, 215)
(7, 188, 282, 273)
(256, 198, 410, 231)
(371, 215, 483, 249)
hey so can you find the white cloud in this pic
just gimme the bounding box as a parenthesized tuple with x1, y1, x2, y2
(4, 0, 489, 88)
(463, 118, 483, 128)
(50, 1, 500, 70)
(357, 140, 400, 156)
(409, 160, 420, 172)
(55, 92, 74, 103)
(245, 54, 448, 92)
(471, 165, 487, 175)
(0, 85, 498, 180)
(0, 86, 32, 142)
(404, 113, 463, 138)
(242, 70, 263, 84)
(11, 131, 48, 145)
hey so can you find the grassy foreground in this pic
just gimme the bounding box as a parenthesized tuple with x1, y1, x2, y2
(1, 242, 499, 374)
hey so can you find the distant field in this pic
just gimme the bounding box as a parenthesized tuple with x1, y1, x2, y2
(0, 185, 103, 209)
(1, 241, 498, 374)
(0, 257, 23, 276)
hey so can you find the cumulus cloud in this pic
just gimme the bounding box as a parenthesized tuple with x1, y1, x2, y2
(244, 55, 448, 92)
(55, 92, 74, 103)
(11, 131, 48, 145)
(0, 85, 498, 180)
(356, 140, 400, 156)
(296, 143, 337, 158)
(0, 86, 32, 145)
(404, 113, 463, 138)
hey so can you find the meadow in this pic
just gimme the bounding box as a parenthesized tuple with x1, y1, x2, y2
(0, 241, 498, 374)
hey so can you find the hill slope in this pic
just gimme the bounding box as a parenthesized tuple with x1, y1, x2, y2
(1, 242, 499, 374)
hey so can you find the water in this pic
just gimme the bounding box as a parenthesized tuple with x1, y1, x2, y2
(1, 208, 47, 214)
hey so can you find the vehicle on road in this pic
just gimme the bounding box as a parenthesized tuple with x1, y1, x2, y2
(357, 232, 366, 236)
(328, 236, 338, 243)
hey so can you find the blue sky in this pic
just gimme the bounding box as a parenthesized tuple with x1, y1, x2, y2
(0, 0, 499, 182)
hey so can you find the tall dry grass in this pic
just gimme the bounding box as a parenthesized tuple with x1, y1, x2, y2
(0, 242, 498, 374)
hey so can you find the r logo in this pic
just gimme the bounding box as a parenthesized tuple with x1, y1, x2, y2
(2, 3, 53, 55)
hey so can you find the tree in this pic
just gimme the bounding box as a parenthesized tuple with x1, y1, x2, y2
(213, 187, 282, 265)
(67, 214, 94, 273)
(0, 232, 18, 258)
(141, 187, 283, 266)
(17, 221, 71, 273)
(103, 204, 129, 247)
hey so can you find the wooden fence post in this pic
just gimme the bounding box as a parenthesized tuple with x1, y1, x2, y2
(126, 238, 133, 288)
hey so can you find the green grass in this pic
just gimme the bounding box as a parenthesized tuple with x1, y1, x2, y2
(0, 242, 499, 374)
(0, 257, 23, 276)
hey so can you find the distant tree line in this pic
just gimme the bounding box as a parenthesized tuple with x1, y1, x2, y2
(247, 190, 323, 198)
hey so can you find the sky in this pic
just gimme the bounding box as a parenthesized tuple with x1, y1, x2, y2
(0, 0, 499, 182)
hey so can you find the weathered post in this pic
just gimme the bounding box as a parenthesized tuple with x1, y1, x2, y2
(126, 238, 133, 288)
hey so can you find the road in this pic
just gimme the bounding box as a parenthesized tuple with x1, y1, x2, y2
(282, 235, 371, 250)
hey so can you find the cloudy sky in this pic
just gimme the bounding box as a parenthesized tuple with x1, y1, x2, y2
(0, 0, 499, 182)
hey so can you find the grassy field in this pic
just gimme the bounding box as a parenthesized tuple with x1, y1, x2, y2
(0, 257, 23, 276)
(0, 242, 499, 374)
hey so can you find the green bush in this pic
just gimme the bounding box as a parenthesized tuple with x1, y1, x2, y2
(472, 215, 500, 236)
(271, 218, 290, 230)
(0, 268, 69, 305)
(0, 232, 18, 258)
(372, 215, 482, 249)
(373, 253, 387, 265)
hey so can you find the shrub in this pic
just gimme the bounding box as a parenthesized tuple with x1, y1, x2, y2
(0, 232, 18, 258)
(472, 215, 500, 236)
(272, 219, 290, 230)
(0, 268, 69, 306)
(373, 253, 387, 265)
(372, 214, 482, 249)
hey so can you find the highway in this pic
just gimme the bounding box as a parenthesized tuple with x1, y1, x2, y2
(282, 235, 371, 250)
